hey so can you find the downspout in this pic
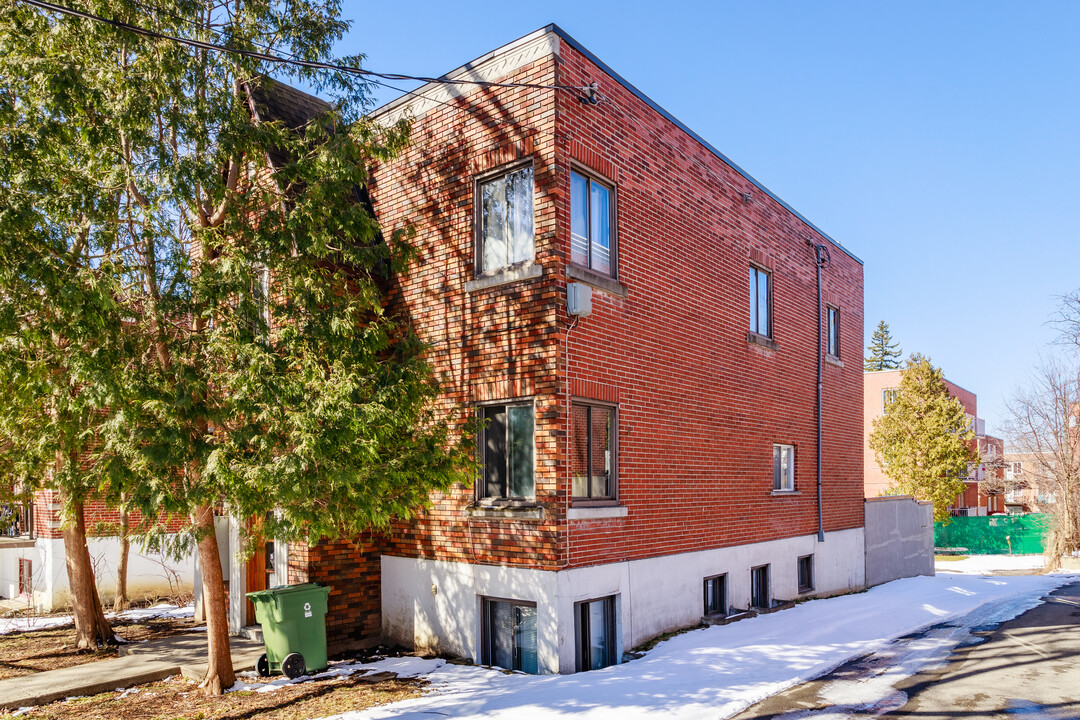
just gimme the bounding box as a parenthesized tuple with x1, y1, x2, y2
(808, 240, 831, 543)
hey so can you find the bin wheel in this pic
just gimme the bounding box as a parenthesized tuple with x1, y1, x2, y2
(281, 652, 306, 679)
(257, 654, 270, 677)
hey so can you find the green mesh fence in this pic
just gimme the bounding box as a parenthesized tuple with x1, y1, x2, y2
(934, 514, 1051, 555)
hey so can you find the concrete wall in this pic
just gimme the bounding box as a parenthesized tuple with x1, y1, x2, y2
(1, 536, 194, 612)
(383, 527, 865, 674)
(864, 496, 934, 587)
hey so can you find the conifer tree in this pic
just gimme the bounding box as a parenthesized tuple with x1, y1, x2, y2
(865, 320, 903, 371)
(869, 355, 976, 522)
(0, 0, 472, 694)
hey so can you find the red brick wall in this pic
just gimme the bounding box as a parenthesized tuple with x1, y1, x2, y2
(366, 35, 865, 575)
(30, 490, 186, 539)
(554, 43, 865, 566)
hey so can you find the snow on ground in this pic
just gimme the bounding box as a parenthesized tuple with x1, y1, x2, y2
(935, 554, 1046, 574)
(0, 602, 194, 635)
(317, 572, 1074, 720)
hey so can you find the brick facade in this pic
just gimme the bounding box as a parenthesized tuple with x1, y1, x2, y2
(296, 27, 866, 652)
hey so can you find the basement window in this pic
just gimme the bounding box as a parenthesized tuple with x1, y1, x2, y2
(703, 574, 728, 617)
(798, 554, 815, 594)
(750, 565, 771, 609)
(576, 596, 617, 671)
(482, 598, 538, 674)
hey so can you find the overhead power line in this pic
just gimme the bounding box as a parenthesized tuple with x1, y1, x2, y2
(16, 0, 593, 95)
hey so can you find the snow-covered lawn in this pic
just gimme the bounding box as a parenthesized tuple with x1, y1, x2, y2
(301, 571, 1074, 720)
(935, 553, 1046, 574)
(0, 602, 193, 635)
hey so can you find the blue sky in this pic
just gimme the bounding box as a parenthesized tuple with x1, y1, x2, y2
(335, 0, 1079, 437)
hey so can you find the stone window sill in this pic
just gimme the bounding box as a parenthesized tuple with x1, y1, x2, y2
(566, 264, 628, 298)
(465, 263, 542, 292)
(747, 331, 778, 352)
(567, 505, 628, 520)
(825, 354, 844, 368)
(771, 490, 800, 497)
(467, 503, 544, 521)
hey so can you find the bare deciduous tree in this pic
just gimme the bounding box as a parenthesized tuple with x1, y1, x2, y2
(1006, 357, 1080, 567)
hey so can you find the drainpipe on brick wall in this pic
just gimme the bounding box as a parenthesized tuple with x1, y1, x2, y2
(809, 240, 831, 543)
(564, 313, 580, 560)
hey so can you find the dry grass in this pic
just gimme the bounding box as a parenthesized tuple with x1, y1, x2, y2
(0, 617, 203, 680)
(0, 672, 424, 720)
(933, 554, 970, 562)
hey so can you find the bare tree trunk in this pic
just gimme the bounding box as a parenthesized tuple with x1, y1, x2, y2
(113, 504, 130, 611)
(194, 503, 235, 695)
(60, 494, 116, 649)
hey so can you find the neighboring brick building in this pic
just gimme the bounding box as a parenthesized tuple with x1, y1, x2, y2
(864, 369, 1004, 516)
(0, 491, 193, 611)
(240, 25, 867, 674)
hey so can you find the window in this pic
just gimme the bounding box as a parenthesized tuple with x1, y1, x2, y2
(482, 598, 538, 674)
(773, 444, 794, 492)
(797, 555, 814, 593)
(576, 596, 616, 671)
(882, 388, 900, 414)
(570, 169, 614, 276)
(480, 404, 534, 500)
(826, 305, 839, 358)
(749, 265, 772, 338)
(18, 558, 31, 596)
(478, 164, 534, 274)
(571, 403, 615, 501)
(703, 574, 727, 617)
(750, 565, 771, 609)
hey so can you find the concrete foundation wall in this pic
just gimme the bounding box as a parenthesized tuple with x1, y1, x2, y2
(383, 528, 865, 674)
(864, 496, 934, 587)
(0, 537, 195, 612)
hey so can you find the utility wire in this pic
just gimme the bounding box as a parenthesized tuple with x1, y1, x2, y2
(16, 0, 593, 94)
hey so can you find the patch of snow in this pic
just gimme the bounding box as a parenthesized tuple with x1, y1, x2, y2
(0, 602, 195, 636)
(312, 572, 1074, 720)
(935, 554, 1046, 575)
(10, 707, 34, 717)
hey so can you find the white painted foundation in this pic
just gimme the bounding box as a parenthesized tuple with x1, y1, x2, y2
(383, 527, 865, 674)
(0, 537, 195, 612)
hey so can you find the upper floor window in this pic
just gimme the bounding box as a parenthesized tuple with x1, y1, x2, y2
(773, 444, 794, 491)
(826, 305, 839, 358)
(478, 164, 534, 274)
(570, 169, 614, 276)
(571, 402, 615, 502)
(882, 388, 900, 414)
(749, 265, 772, 338)
(480, 403, 534, 500)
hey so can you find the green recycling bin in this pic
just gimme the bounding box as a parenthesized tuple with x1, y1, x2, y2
(246, 583, 331, 679)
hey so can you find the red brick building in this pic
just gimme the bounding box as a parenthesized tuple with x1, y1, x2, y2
(245, 25, 867, 674)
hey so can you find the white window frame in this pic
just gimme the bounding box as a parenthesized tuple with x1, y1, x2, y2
(773, 444, 795, 492)
(475, 161, 535, 276)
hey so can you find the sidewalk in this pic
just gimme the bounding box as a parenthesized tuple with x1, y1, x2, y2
(0, 633, 265, 711)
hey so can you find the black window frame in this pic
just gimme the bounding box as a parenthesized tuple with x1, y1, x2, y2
(475, 160, 536, 277)
(478, 401, 535, 501)
(575, 595, 617, 672)
(570, 401, 618, 504)
(703, 573, 728, 617)
(569, 166, 618, 278)
(750, 564, 771, 609)
(481, 597, 539, 674)
(826, 305, 840, 359)
(797, 554, 815, 594)
(749, 264, 773, 339)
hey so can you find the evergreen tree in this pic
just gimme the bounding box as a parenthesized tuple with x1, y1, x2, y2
(869, 356, 976, 523)
(865, 320, 903, 371)
(0, 0, 472, 694)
